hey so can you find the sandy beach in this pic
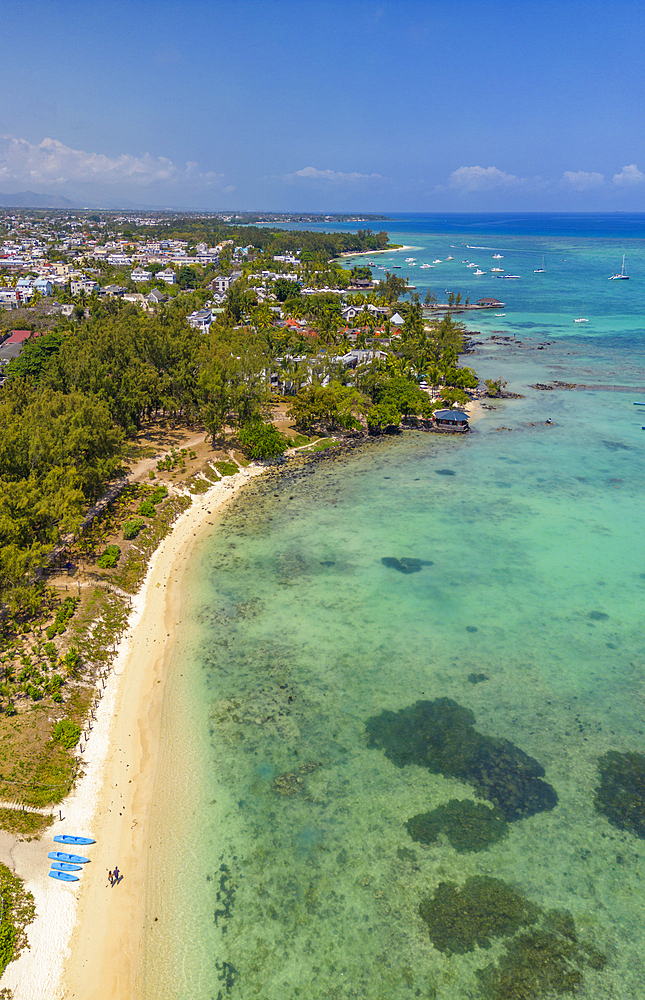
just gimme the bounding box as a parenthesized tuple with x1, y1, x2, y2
(0, 463, 265, 1000)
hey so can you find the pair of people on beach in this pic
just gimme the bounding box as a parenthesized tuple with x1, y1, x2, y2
(108, 866, 120, 887)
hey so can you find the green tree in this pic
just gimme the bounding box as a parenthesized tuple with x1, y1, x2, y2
(238, 420, 289, 459)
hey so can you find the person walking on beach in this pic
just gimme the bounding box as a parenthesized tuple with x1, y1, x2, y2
(108, 870, 114, 887)
(113, 865, 120, 884)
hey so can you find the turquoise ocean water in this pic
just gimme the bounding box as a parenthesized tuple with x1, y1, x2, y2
(142, 216, 645, 1000)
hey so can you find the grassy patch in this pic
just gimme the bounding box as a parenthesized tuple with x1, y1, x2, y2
(0, 809, 53, 838)
(186, 476, 209, 495)
(214, 461, 238, 477)
(306, 438, 337, 452)
(111, 494, 192, 593)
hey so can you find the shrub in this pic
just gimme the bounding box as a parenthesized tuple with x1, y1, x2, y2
(63, 648, 82, 677)
(97, 544, 120, 569)
(122, 517, 145, 540)
(238, 421, 289, 460)
(148, 470, 156, 479)
(43, 642, 57, 661)
(52, 692, 63, 704)
(150, 485, 168, 504)
(52, 719, 81, 749)
(137, 499, 156, 517)
(214, 461, 238, 477)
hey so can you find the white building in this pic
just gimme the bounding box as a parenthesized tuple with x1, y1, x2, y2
(187, 308, 212, 333)
(157, 268, 176, 285)
(131, 267, 152, 283)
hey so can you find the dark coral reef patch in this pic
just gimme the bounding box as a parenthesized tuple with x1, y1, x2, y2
(595, 750, 645, 838)
(365, 698, 558, 821)
(420, 878, 607, 996)
(419, 876, 539, 954)
(406, 799, 508, 852)
(381, 557, 433, 574)
(476, 909, 607, 1000)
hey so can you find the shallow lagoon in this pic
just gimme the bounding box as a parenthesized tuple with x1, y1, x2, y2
(142, 341, 645, 999)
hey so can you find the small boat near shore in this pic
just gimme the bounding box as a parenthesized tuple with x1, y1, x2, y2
(54, 834, 96, 846)
(49, 870, 79, 883)
(51, 861, 83, 871)
(48, 851, 90, 864)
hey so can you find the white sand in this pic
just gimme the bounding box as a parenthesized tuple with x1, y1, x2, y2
(0, 463, 265, 1000)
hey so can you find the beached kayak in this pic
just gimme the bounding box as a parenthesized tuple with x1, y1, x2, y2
(48, 851, 90, 864)
(51, 861, 83, 872)
(53, 835, 96, 846)
(49, 869, 79, 882)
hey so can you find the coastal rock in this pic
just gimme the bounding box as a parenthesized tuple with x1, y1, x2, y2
(272, 760, 320, 797)
(365, 697, 558, 821)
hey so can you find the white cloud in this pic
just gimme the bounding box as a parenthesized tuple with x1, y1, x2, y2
(562, 170, 604, 191)
(0, 134, 222, 188)
(286, 166, 382, 183)
(612, 163, 645, 186)
(448, 165, 521, 192)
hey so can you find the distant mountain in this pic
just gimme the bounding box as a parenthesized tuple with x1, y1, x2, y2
(0, 191, 76, 208)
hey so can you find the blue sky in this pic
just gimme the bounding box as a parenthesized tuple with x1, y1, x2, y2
(1, 0, 644, 212)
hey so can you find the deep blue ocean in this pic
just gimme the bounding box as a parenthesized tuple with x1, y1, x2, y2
(142, 215, 645, 1000)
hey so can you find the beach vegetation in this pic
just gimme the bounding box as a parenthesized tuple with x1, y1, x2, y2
(122, 517, 145, 540)
(96, 544, 120, 568)
(0, 863, 36, 979)
(51, 719, 81, 749)
(238, 421, 289, 460)
(137, 499, 156, 517)
(214, 461, 238, 477)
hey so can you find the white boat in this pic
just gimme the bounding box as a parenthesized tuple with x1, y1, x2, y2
(495, 313, 506, 317)
(405, 257, 416, 262)
(474, 269, 486, 275)
(534, 256, 546, 273)
(504, 274, 521, 279)
(420, 263, 432, 268)
(609, 254, 629, 280)
(493, 253, 503, 259)
(491, 267, 504, 272)
(467, 263, 477, 268)
(574, 302, 588, 322)
(432, 259, 442, 264)
(445, 256, 454, 260)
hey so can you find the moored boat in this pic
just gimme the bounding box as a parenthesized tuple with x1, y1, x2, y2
(54, 834, 96, 845)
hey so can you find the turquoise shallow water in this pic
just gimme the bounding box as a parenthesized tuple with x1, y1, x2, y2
(141, 216, 645, 1000)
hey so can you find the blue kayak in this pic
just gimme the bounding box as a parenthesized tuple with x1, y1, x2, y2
(48, 851, 90, 865)
(54, 835, 96, 846)
(49, 869, 79, 883)
(51, 861, 83, 872)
